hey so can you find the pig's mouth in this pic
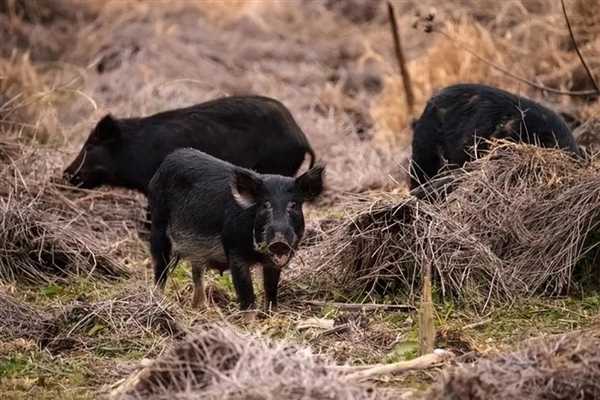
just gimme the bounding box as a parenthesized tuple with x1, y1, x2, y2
(63, 171, 83, 187)
(267, 241, 293, 267)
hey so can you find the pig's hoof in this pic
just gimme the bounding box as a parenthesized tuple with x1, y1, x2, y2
(242, 310, 258, 323)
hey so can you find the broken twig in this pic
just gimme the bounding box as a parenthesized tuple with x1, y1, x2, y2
(343, 349, 453, 381)
(302, 300, 416, 311)
(418, 20, 597, 97)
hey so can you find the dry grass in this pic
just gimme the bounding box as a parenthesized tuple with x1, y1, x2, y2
(321, 142, 600, 308)
(426, 328, 600, 400)
(0, 288, 51, 341)
(0, 141, 148, 284)
(0, 0, 89, 61)
(575, 117, 600, 153)
(372, 19, 502, 147)
(111, 323, 391, 400)
(570, 0, 600, 47)
(372, 0, 600, 146)
(55, 0, 406, 195)
(0, 193, 127, 283)
(1, 285, 183, 355)
(44, 286, 184, 354)
(0, 53, 64, 142)
(2, 0, 600, 398)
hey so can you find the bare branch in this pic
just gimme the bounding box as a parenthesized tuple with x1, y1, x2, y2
(427, 26, 597, 97)
(561, 0, 600, 94)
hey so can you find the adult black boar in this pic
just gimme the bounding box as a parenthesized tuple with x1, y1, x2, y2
(148, 148, 325, 312)
(64, 96, 316, 193)
(409, 84, 580, 189)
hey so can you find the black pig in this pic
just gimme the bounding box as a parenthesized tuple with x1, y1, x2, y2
(409, 84, 580, 189)
(64, 96, 316, 193)
(148, 148, 325, 312)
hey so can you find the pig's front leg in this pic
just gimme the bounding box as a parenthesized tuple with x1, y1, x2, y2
(228, 253, 256, 311)
(262, 264, 280, 313)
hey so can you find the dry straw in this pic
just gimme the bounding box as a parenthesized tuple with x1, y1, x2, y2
(426, 329, 600, 400)
(111, 324, 391, 400)
(0, 289, 51, 342)
(0, 140, 145, 284)
(372, 0, 600, 146)
(0, 286, 183, 354)
(45, 287, 183, 353)
(322, 142, 600, 309)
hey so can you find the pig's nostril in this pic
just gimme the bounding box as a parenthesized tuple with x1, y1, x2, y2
(268, 241, 291, 255)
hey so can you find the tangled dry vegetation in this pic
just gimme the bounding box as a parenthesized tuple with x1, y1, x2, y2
(111, 324, 392, 400)
(1, 0, 600, 399)
(323, 142, 600, 308)
(0, 141, 145, 284)
(0, 288, 50, 342)
(1, 286, 183, 354)
(426, 329, 600, 400)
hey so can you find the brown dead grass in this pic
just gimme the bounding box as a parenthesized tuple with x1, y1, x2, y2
(372, 20, 502, 147)
(111, 323, 392, 400)
(0, 141, 146, 284)
(0, 288, 51, 342)
(426, 328, 600, 400)
(0, 54, 64, 142)
(372, 0, 600, 147)
(2, 1, 600, 398)
(44, 286, 184, 354)
(321, 142, 600, 309)
(0, 285, 183, 355)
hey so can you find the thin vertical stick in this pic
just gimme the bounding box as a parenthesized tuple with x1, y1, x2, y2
(560, 0, 600, 94)
(387, 1, 415, 114)
(419, 260, 435, 355)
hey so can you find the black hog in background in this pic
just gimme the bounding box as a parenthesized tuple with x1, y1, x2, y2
(409, 83, 581, 189)
(63, 95, 316, 193)
(148, 148, 325, 312)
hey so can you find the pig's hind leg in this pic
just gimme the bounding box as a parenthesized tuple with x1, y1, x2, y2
(190, 258, 208, 309)
(150, 218, 173, 290)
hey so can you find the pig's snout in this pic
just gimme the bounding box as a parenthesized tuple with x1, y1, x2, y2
(268, 241, 291, 255)
(267, 240, 293, 267)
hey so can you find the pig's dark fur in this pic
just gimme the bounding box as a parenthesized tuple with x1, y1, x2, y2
(409, 84, 580, 189)
(148, 148, 325, 311)
(64, 96, 316, 194)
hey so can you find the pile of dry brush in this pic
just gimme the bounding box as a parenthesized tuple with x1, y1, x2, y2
(0, 140, 147, 284)
(324, 142, 600, 308)
(426, 329, 600, 399)
(111, 324, 390, 400)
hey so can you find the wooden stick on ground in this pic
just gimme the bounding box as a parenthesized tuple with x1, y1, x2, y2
(302, 300, 416, 311)
(343, 349, 453, 381)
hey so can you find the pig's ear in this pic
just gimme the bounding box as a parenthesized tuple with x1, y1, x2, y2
(92, 114, 121, 143)
(232, 169, 260, 208)
(296, 164, 325, 201)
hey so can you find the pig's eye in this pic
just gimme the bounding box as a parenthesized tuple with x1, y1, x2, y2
(288, 201, 298, 211)
(263, 201, 272, 210)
